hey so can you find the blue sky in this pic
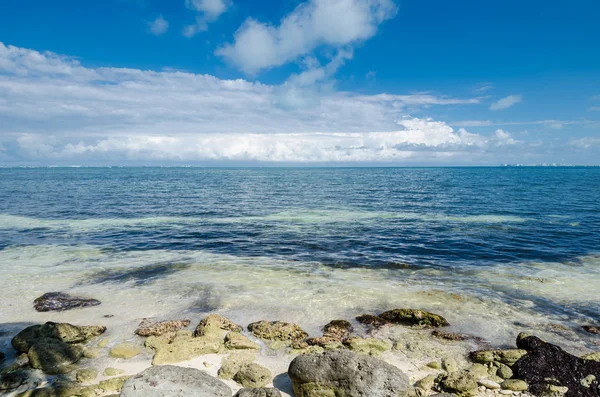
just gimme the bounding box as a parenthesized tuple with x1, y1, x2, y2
(0, 0, 599, 165)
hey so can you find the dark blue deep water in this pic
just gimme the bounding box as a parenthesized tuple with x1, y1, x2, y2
(1, 167, 599, 269)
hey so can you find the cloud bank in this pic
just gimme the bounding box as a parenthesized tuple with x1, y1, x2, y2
(0, 42, 595, 165)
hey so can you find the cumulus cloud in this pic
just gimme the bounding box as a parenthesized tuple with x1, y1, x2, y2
(490, 95, 522, 111)
(216, 0, 398, 74)
(0, 42, 541, 165)
(183, 0, 231, 37)
(148, 15, 169, 35)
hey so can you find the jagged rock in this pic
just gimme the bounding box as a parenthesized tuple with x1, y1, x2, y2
(355, 314, 390, 328)
(501, 379, 528, 391)
(33, 292, 100, 312)
(441, 370, 479, 397)
(109, 343, 142, 359)
(343, 337, 392, 356)
(28, 338, 83, 374)
(225, 332, 260, 350)
(288, 349, 410, 397)
(583, 326, 600, 335)
(583, 352, 600, 362)
(135, 319, 191, 337)
(0, 371, 27, 391)
(305, 336, 343, 350)
(513, 334, 600, 397)
(194, 314, 242, 337)
(248, 321, 308, 342)
(378, 309, 450, 328)
(323, 320, 352, 339)
(219, 352, 256, 380)
(151, 335, 222, 365)
(235, 388, 282, 397)
(76, 368, 98, 383)
(120, 365, 231, 397)
(470, 349, 527, 366)
(233, 363, 272, 388)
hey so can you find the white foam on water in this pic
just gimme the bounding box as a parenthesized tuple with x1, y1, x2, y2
(1, 245, 598, 360)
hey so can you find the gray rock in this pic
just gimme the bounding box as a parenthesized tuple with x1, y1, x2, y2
(288, 349, 410, 397)
(120, 365, 231, 397)
(234, 388, 282, 397)
(33, 292, 101, 312)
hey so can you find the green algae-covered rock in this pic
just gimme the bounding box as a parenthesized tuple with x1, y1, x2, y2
(248, 320, 308, 342)
(343, 337, 392, 356)
(470, 349, 527, 366)
(378, 309, 450, 328)
(218, 352, 256, 380)
(194, 314, 242, 337)
(322, 320, 352, 339)
(103, 367, 126, 376)
(501, 379, 528, 391)
(135, 319, 191, 337)
(305, 336, 343, 350)
(441, 371, 479, 397)
(109, 343, 142, 359)
(11, 322, 106, 354)
(582, 352, 600, 362)
(233, 363, 272, 388)
(28, 338, 83, 374)
(99, 376, 130, 392)
(225, 332, 260, 350)
(75, 368, 98, 384)
(495, 362, 513, 379)
(151, 336, 221, 365)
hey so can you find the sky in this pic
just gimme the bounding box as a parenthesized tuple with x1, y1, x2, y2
(0, 0, 599, 166)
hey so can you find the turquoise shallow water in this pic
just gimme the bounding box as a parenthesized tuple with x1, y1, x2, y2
(0, 167, 599, 351)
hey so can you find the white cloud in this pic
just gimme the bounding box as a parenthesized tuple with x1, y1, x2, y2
(148, 15, 169, 36)
(570, 137, 600, 149)
(490, 95, 522, 111)
(216, 0, 398, 74)
(183, 0, 231, 37)
(589, 106, 600, 112)
(494, 129, 517, 145)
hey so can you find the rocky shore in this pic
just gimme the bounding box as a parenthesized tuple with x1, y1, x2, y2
(1, 294, 599, 397)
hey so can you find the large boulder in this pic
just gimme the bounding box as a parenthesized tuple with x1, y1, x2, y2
(288, 349, 410, 397)
(33, 292, 100, 312)
(11, 322, 106, 353)
(28, 338, 83, 374)
(120, 365, 232, 397)
(513, 334, 600, 397)
(378, 309, 449, 328)
(248, 321, 308, 343)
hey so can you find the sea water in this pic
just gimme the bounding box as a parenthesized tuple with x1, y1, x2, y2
(0, 167, 599, 358)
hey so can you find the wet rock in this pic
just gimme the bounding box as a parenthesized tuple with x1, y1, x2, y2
(513, 334, 600, 397)
(432, 330, 477, 342)
(343, 337, 392, 356)
(109, 343, 142, 359)
(99, 375, 130, 392)
(501, 379, 528, 391)
(248, 321, 308, 342)
(378, 309, 450, 328)
(233, 363, 272, 388)
(218, 352, 256, 380)
(288, 349, 410, 397)
(235, 388, 282, 397)
(322, 320, 352, 339)
(120, 365, 231, 397)
(151, 335, 222, 365)
(583, 326, 600, 335)
(225, 332, 260, 350)
(305, 336, 343, 350)
(33, 292, 100, 312)
(28, 338, 83, 374)
(11, 322, 106, 353)
(76, 368, 98, 383)
(496, 363, 513, 379)
(355, 314, 390, 328)
(135, 319, 191, 337)
(466, 363, 488, 379)
(82, 348, 101, 359)
(470, 349, 527, 366)
(104, 367, 126, 376)
(0, 371, 27, 391)
(441, 370, 479, 397)
(0, 351, 4, 363)
(16, 384, 96, 397)
(194, 314, 242, 337)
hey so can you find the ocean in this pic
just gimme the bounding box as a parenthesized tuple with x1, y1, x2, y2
(1, 167, 599, 355)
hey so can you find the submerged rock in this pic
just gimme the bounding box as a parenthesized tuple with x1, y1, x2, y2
(379, 309, 450, 328)
(355, 314, 390, 328)
(513, 334, 600, 397)
(0, 372, 27, 392)
(432, 330, 480, 342)
(235, 388, 282, 397)
(343, 337, 392, 356)
(194, 314, 242, 337)
(248, 321, 308, 342)
(109, 343, 142, 359)
(28, 338, 83, 374)
(11, 322, 106, 354)
(151, 335, 221, 365)
(583, 326, 600, 335)
(233, 363, 272, 388)
(76, 368, 98, 384)
(33, 292, 100, 312)
(135, 319, 191, 337)
(323, 320, 352, 339)
(288, 349, 410, 397)
(120, 365, 231, 397)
